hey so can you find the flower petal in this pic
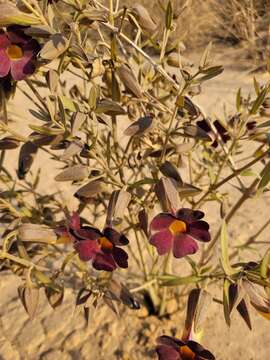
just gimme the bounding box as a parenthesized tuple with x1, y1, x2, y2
(0, 50, 11, 78)
(92, 253, 117, 272)
(157, 336, 185, 349)
(156, 345, 180, 360)
(103, 227, 129, 246)
(176, 208, 204, 223)
(187, 341, 215, 360)
(150, 213, 175, 232)
(74, 239, 99, 261)
(149, 229, 173, 255)
(7, 26, 29, 45)
(10, 57, 35, 80)
(113, 247, 128, 268)
(173, 233, 198, 258)
(188, 221, 211, 242)
(0, 31, 10, 48)
(72, 226, 102, 241)
(69, 212, 81, 230)
(10, 40, 39, 81)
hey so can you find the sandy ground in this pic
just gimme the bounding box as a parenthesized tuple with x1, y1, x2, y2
(1, 49, 270, 359)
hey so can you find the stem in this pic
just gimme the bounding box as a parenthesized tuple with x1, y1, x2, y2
(200, 177, 259, 266)
(194, 147, 268, 207)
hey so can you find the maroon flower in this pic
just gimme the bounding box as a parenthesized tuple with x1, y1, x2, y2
(156, 335, 215, 360)
(0, 26, 40, 81)
(58, 213, 129, 272)
(149, 208, 210, 258)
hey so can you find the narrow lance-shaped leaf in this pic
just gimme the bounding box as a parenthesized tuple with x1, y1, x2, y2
(250, 85, 269, 115)
(0, 3, 40, 26)
(165, 1, 173, 30)
(258, 161, 270, 190)
(260, 248, 270, 279)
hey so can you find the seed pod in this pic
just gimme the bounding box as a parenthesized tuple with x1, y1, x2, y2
(124, 116, 153, 137)
(131, 4, 157, 34)
(17, 141, 38, 179)
(74, 179, 105, 200)
(118, 64, 143, 98)
(55, 165, 89, 182)
(19, 223, 57, 243)
(0, 137, 20, 150)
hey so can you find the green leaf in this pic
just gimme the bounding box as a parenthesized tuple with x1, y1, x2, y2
(260, 248, 270, 279)
(220, 220, 235, 276)
(160, 275, 202, 286)
(250, 86, 269, 115)
(59, 96, 78, 112)
(128, 178, 156, 188)
(165, 1, 173, 30)
(0, 3, 40, 26)
(258, 161, 270, 190)
(236, 88, 242, 112)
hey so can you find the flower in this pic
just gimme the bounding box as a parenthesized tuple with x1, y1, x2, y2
(57, 213, 129, 272)
(0, 26, 40, 81)
(156, 335, 215, 360)
(149, 208, 210, 258)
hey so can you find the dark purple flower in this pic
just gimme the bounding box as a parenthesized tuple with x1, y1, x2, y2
(197, 119, 230, 147)
(0, 73, 16, 99)
(156, 335, 215, 360)
(57, 213, 129, 272)
(0, 26, 40, 81)
(149, 208, 210, 258)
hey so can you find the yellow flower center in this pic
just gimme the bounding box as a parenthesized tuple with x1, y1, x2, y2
(169, 219, 187, 235)
(98, 236, 113, 250)
(6, 45, 23, 60)
(180, 345, 195, 359)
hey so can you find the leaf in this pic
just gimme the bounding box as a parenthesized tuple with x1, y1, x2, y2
(199, 42, 212, 69)
(71, 112, 87, 136)
(128, 178, 156, 188)
(124, 116, 153, 136)
(46, 69, 59, 94)
(0, 3, 40, 26)
(236, 88, 242, 112)
(18, 223, 57, 243)
(40, 33, 69, 60)
(178, 183, 202, 198)
(165, 1, 173, 30)
(220, 220, 234, 276)
(59, 96, 78, 112)
(223, 278, 231, 326)
(160, 275, 202, 286)
(250, 86, 269, 115)
(260, 248, 270, 279)
(258, 161, 270, 190)
(18, 286, 39, 319)
(55, 165, 89, 182)
(29, 125, 64, 136)
(131, 4, 156, 34)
